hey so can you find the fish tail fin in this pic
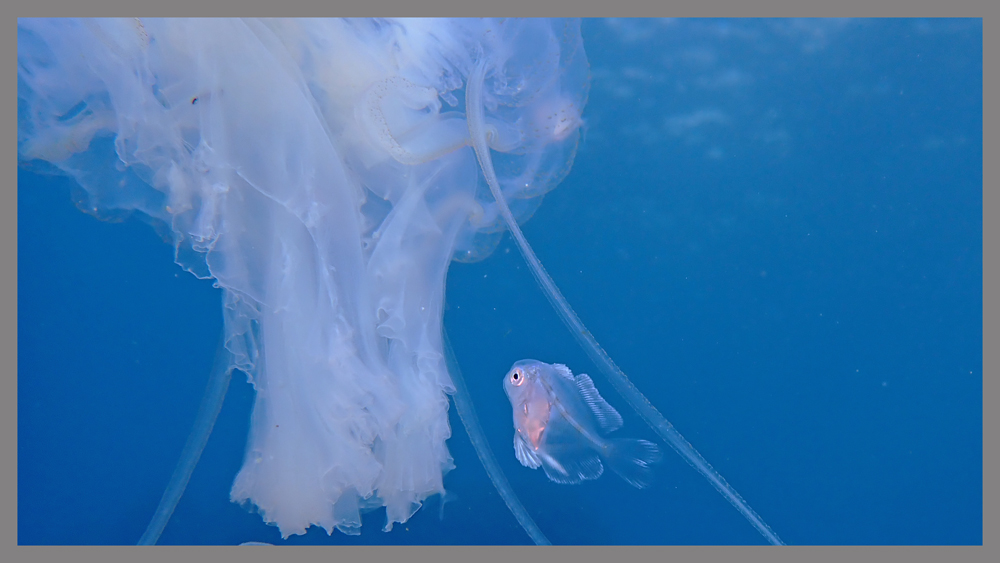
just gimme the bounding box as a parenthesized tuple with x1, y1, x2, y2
(604, 438, 663, 489)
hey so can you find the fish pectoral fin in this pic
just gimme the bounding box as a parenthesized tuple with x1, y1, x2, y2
(538, 447, 604, 485)
(513, 433, 542, 469)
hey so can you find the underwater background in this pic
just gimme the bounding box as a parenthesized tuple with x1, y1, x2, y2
(18, 18, 982, 545)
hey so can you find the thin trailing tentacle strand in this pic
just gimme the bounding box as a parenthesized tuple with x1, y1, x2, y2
(138, 330, 235, 545)
(444, 331, 551, 545)
(466, 59, 783, 546)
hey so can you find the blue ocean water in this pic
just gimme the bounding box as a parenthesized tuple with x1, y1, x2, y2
(17, 18, 981, 545)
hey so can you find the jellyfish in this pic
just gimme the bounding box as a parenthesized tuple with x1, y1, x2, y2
(18, 17, 780, 545)
(18, 17, 588, 541)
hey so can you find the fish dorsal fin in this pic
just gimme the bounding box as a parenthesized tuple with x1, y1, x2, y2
(513, 433, 542, 469)
(550, 363, 576, 382)
(574, 373, 624, 433)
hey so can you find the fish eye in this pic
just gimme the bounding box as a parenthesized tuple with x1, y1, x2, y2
(510, 368, 525, 386)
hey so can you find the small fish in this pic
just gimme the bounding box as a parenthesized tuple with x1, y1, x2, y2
(503, 359, 663, 488)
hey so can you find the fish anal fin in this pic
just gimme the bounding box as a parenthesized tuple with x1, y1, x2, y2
(539, 447, 604, 485)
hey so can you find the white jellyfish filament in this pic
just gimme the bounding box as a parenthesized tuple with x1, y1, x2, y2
(465, 57, 784, 546)
(138, 331, 235, 545)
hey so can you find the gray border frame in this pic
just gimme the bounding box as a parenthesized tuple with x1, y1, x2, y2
(4, 1, 991, 563)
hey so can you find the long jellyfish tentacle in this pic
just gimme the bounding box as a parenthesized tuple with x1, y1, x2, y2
(466, 58, 784, 546)
(444, 331, 551, 545)
(138, 330, 235, 545)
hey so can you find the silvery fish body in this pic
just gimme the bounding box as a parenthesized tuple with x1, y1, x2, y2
(503, 359, 663, 488)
